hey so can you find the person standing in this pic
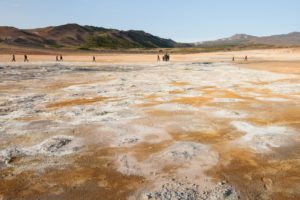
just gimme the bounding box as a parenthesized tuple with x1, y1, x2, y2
(24, 54, 29, 62)
(60, 54, 63, 62)
(232, 56, 235, 61)
(157, 55, 160, 62)
(244, 56, 248, 61)
(165, 53, 170, 62)
(93, 56, 96, 62)
(12, 54, 16, 62)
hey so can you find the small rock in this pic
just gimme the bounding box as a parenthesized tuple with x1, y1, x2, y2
(146, 193, 153, 199)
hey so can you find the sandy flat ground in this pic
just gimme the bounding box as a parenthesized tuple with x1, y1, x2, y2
(1, 47, 300, 63)
(0, 48, 300, 200)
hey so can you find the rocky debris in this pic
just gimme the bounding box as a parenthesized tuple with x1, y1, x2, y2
(95, 111, 110, 116)
(144, 180, 200, 200)
(30, 135, 82, 156)
(39, 136, 73, 154)
(0, 64, 73, 81)
(158, 142, 218, 165)
(0, 135, 81, 167)
(0, 94, 46, 121)
(0, 147, 25, 167)
(119, 137, 139, 146)
(0, 107, 14, 116)
(143, 180, 239, 200)
(205, 181, 239, 200)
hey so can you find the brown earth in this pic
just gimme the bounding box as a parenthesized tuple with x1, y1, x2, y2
(0, 48, 300, 200)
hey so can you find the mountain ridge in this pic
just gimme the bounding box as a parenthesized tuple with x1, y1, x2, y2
(196, 32, 300, 47)
(0, 23, 186, 49)
(1, 24, 300, 51)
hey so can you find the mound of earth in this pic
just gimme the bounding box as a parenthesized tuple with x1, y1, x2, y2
(0, 135, 82, 167)
(141, 179, 239, 200)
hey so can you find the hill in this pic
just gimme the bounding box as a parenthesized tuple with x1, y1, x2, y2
(1, 24, 299, 52)
(196, 32, 300, 49)
(0, 24, 187, 50)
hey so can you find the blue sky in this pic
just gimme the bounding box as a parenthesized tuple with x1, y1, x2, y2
(0, 0, 299, 42)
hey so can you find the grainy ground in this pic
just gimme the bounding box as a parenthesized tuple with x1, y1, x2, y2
(0, 49, 300, 200)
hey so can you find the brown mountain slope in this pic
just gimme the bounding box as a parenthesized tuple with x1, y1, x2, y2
(0, 26, 49, 47)
(0, 24, 183, 49)
(28, 24, 96, 46)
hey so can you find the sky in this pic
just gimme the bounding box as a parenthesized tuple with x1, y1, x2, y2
(0, 0, 299, 42)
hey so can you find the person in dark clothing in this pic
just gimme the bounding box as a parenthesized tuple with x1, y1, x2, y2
(244, 56, 248, 61)
(60, 55, 63, 62)
(24, 55, 29, 62)
(12, 54, 16, 62)
(165, 53, 170, 62)
(93, 56, 96, 62)
(232, 56, 235, 61)
(163, 52, 169, 62)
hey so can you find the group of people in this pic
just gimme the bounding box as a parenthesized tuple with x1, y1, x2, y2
(56, 55, 64, 62)
(11, 54, 29, 62)
(10, 54, 249, 63)
(11, 54, 97, 62)
(157, 52, 170, 62)
(232, 56, 248, 61)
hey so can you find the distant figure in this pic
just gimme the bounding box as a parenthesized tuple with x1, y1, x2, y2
(163, 53, 170, 62)
(24, 55, 29, 62)
(93, 56, 96, 62)
(165, 53, 170, 62)
(56, 55, 59, 62)
(157, 55, 160, 62)
(244, 56, 248, 61)
(232, 56, 235, 62)
(60, 54, 63, 62)
(12, 54, 16, 62)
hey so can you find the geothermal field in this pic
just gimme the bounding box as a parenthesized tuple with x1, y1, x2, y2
(0, 49, 300, 200)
